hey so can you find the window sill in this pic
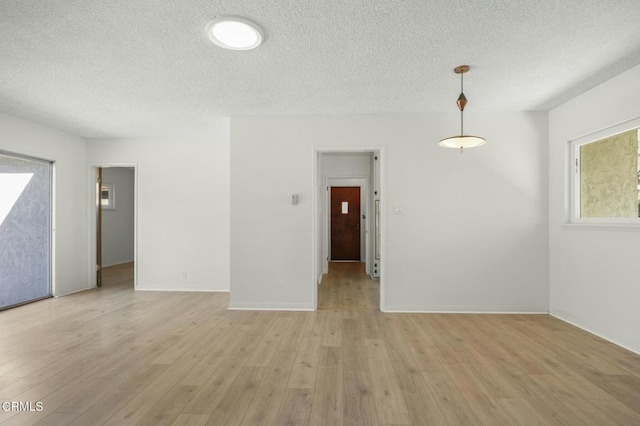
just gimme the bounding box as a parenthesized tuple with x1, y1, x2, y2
(562, 222, 640, 232)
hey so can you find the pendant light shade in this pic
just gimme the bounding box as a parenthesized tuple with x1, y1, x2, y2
(439, 135, 486, 149)
(439, 65, 486, 152)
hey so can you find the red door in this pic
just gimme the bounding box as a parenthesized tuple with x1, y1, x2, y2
(331, 187, 361, 260)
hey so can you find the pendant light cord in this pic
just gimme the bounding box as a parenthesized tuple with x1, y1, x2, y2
(460, 72, 464, 136)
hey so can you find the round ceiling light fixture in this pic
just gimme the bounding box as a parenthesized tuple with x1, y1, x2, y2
(205, 17, 264, 50)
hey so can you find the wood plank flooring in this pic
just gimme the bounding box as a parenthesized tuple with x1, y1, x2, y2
(318, 262, 378, 311)
(0, 262, 639, 425)
(101, 262, 135, 288)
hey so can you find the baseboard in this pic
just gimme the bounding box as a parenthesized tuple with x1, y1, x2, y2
(55, 286, 96, 297)
(228, 302, 314, 311)
(550, 309, 640, 355)
(382, 305, 548, 314)
(136, 287, 230, 292)
(102, 260, 134, 268)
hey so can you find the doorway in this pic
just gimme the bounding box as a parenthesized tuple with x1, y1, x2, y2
(313, 147, 385, 311)
(90, 164, 137, 289)
(330, 186, 361, 261)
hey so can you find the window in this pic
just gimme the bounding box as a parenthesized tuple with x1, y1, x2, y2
(101, 183, 115, 210)
(0, 151, 52, 309)
(570, 119, 640, 224)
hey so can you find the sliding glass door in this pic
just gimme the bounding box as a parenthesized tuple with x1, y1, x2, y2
(0, 151, 52, 310)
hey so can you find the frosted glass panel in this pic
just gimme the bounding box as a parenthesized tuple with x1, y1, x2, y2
(0, 153, 52, 309)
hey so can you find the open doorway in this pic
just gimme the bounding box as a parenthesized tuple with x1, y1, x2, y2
(313, 148, 384, 311)
(90, 164, 137, 290)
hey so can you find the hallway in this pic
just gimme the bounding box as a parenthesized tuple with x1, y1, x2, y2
(318, 262, 379, 311)
(101, 262, 134, 288)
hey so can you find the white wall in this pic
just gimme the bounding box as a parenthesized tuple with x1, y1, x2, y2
(322, 153, 371, 177)
(230, 113, 549, 311)
(87, 123, 230, 291)
(101, 167, 135, 266)
(0, 112, 88, 296)
(549, 64, 640, 353)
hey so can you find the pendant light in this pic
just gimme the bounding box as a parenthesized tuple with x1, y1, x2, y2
(439, 65, 486, 153)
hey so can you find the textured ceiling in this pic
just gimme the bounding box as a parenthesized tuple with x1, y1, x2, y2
(1, 0, 640, 138)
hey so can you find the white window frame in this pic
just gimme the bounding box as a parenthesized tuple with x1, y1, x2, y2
(568, 116, 640, 227)
(101, 182, 116, 210)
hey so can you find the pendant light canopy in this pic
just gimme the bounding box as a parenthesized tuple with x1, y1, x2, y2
(439, 65, 486, 153)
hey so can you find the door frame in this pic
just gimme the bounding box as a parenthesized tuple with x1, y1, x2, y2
(312, 146, 386, 311)
(325, 178, 368, 269)
(88, 163, 138, 290)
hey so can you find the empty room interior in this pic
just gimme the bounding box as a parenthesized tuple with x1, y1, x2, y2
(1, 1, 640, 424)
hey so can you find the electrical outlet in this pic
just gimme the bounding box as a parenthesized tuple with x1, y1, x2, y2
(393, 205, 406, 215)
(182, 270, 188, 279)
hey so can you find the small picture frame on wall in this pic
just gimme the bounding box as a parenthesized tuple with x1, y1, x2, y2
(101, 183, 115, 210)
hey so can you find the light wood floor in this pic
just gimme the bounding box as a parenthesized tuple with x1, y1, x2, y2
(318, 262, 379, 311)
(1, 264, 639, 425)
(102, 262, 134, 287)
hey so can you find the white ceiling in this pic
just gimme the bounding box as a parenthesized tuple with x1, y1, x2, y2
(1, 0, 640, 138)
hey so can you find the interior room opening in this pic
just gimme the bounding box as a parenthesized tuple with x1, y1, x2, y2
(315, 149, 382, 311)
(91, 165, 137, 290)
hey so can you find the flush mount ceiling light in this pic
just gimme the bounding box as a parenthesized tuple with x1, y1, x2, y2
(205, 17, 263, 50)
(439, 65, 486, 153)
